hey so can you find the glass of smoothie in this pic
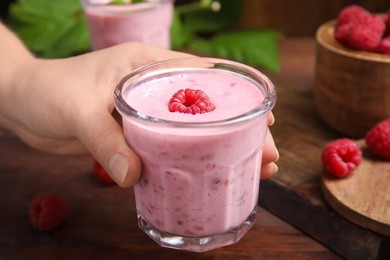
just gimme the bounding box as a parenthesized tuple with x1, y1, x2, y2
(114, 57, 276, 252)
(81, 0, 174, 50)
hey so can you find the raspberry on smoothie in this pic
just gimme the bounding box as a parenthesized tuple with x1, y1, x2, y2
(168, 88, 216, 114)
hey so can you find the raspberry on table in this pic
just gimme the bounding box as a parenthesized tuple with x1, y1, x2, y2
(365, 117, 390, 160)
(321, 138, 362, 178)
(29, 193, 68, 231)
(93, 160, 116, 185)
(168, 88, 216, 115)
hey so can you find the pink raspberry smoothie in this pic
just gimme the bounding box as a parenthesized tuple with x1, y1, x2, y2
(114, 58, 276, 252)
(82, 0, 173, 50)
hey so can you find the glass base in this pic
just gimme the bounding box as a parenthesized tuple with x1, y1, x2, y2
(137, 207, 257, 252)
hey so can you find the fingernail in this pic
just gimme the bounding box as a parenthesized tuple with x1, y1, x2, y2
(109, 153, 128, 185)
(268, 113, 275, 126)
(274, 148, 280, 162)
(273, 163, 279, 174)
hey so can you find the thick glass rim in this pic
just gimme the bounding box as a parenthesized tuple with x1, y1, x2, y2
(114, 57, 276, 128)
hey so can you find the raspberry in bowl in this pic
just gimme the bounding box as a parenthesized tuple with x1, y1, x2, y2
(114, 57, 276, 252)
(314, 5, 390, 138)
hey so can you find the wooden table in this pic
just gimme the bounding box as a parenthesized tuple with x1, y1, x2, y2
(0, 38, 364, 259)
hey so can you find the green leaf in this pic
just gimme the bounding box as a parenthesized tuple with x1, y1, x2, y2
(170, 10, 194, 50)
(189, 29, 280, 72)
(179, 0, 243, 34)
(7, 0, 90, 58)
(5, 0, 280, 71)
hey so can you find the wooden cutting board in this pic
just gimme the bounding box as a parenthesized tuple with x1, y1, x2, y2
(322, 139, 390, 236)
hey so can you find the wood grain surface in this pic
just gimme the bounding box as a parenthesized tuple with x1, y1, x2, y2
(0, 136, 339, 260)
(322, 140, 390, 236)
(314, 20, 390, 138)
(259, 38, 389, 260)
(1, 38, 389, 260)
(237, 0, 389, 36)
(0, 39, 347, 260)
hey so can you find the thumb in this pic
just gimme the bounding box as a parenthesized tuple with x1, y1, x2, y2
(75, 109, 141, 188)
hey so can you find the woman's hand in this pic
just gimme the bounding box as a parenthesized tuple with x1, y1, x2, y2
(0, 24, 278, 187)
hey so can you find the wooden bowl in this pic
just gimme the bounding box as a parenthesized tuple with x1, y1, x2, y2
(314, 20, 390, 138)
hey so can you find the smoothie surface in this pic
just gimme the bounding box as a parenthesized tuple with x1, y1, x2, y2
(125, 69, 264, 122)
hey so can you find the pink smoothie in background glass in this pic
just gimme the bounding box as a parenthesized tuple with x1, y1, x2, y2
(114, 58, 276, 252)
(81, 0, 173, 50)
